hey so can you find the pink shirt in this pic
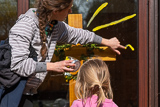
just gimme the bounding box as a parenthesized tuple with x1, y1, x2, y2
(71, 95, 118, 107)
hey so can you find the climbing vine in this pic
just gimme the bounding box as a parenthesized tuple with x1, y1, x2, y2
(54, 43, 104, 61)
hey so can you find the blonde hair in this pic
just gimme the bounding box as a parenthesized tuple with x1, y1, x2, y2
(35, 0, 72, 61)
(75, 58, 113, 107)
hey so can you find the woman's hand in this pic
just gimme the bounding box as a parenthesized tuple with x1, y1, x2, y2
(101, 37, 125, 55)
(47, 60, 75, 72)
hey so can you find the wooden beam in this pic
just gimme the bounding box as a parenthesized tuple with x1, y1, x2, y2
(52, 46, 116, 62)
(68, 14, 83, 107)
(68, 14, 83, 28)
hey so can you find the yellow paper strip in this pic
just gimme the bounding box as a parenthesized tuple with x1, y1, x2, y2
(92, 14, 136, 32)
(87, 2, 108, 27)
(125, 44, 134, 51)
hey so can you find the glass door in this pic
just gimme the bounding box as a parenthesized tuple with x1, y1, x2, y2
(4, 0, 158, 106)
(71, 0, 138, 106)
(29, 0, 138, 106)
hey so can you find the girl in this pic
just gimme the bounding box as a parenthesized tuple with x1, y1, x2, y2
(71, 59, 118, 107)
(0, 0, 124, 106)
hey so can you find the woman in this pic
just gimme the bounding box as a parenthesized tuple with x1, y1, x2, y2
(0, 0, 125, 106)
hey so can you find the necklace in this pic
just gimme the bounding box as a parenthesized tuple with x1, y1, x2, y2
(45, 20, 58, 37)
(32, 10, 58, 37)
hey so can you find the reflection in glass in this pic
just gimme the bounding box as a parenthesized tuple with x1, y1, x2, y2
(0, 0, 17, 40)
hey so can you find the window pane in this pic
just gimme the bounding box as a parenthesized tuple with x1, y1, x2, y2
(30, 0, 138, 107)
(72, 0, 138, 106)
(0, 0, 17, 40)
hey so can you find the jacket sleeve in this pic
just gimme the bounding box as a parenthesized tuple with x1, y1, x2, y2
(9, 18, 37, 77)
(57, 21, 102, 45)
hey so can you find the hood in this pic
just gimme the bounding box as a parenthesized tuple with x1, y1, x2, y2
(17, 8, 39, 26)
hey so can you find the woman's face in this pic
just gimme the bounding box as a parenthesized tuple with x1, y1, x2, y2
(52, 0, 73, 21)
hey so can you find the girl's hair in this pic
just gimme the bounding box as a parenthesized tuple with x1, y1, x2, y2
(36, 0, 72, 61)
(75, 58, 113, 107)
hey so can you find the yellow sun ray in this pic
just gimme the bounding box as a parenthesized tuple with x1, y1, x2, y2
(92, 14, 136, 32)
(87, 2, 108, 27)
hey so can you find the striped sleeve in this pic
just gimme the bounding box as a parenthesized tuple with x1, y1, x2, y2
(9, 17, 37, 77)
(57, 22, 102, 45)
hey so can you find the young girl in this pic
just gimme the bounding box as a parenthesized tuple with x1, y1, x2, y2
(71, 58, 118, 107)
(0, 0, 124, 106)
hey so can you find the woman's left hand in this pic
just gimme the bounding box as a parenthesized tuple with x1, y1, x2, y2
(47, 60, 75, 73)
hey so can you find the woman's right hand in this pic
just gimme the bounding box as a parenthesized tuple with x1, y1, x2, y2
(101, 37, 125, 55)
(47, 60, 75, 73)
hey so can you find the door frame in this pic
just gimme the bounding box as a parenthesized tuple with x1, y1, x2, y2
(138, 0, 148, 106)
(139, 0, 158, 107)
(17, 0, 159, 107)
(148, 0, 158, 107)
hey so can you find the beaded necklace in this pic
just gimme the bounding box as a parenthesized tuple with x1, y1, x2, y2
(32, 10, 58, 37)
(45, 20, 58, 37)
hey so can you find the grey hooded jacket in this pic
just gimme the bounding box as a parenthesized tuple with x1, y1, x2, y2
(9, 8, 102, 89)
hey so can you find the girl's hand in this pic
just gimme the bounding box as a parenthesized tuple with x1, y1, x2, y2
(47, 60, 75, 72)
(101, 37, 125, 55)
